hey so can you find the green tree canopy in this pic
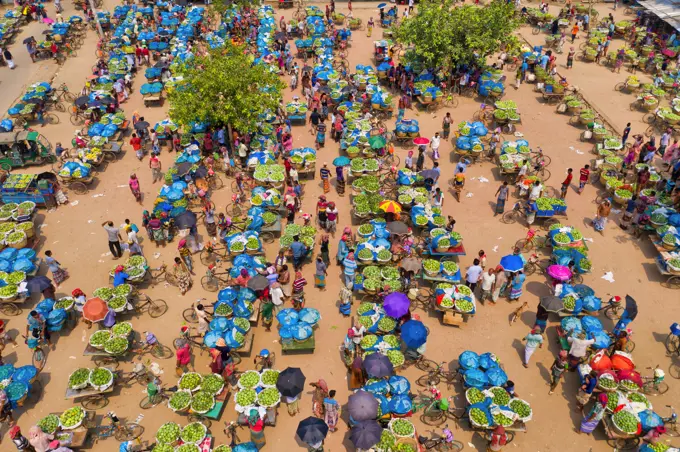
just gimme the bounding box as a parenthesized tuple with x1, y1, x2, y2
(394, 0, 519, 68)
(168, 43, 285, 133)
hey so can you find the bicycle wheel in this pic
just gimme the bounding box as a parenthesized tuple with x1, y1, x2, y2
(210, 175, 224, 190)
(200, 248, 221, 266)
(93, 356, 120, 369)
(665, 334, 680, 354)
(136, 373, 152, 386)
(666, 422, 680, 437)
(226, 203, 243, 217)
(33, 348, 47, 372)
(165, 273, 178, 287)
(147, 298, 168, 318)
(71, 181, 87, 195)
(604, 304, 623, 320)
(447, 407, 467, 421)
(539, 167, 551, 182)
(0, 302, 21, 316)
(606, 437, 639, 450)
(642, 381, 669, 396)
(501, 210, 520, 224)
(416, 359, 439, 373)
(201, 275, 220, 292)
(70, 114, 85, 125)
(260, 232, 275, 243)
(139, 395, 159, 409)
(114, 423, 144, 442)
(515, 238, 534, 252)
(571, 273, 583, 285)
(505, 431, 515, 444)
(45, 113, 59, 124)
(152, 344, 174, 359)
(53, 102, 66, 112)
(438, 440, 464, 451)
(82, 395, 109, 410)
(183, 307, 199, 323)
(421, 411, 446, 426)
(64, 91, 77, 103)
(230, 351, 242, 365)
(523, 262, 537, 276)
(417, 374, 440, 387)
(532, 26, 540, 35)
(662, 275, 680, 290)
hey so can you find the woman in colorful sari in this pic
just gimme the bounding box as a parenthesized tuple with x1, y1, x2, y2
(349, 355, 366, 389)
(323, 390, 340, 432)
(314, 256, 327, 290)
(173, 257, 192, 295)
(579, 393, 608, 434)
(129, 173, 141, 204)
(509, 270, 525, 301)
(246, 409, 266, 449)
(148, 216, 164, 246)
(310, 379, 329, 418)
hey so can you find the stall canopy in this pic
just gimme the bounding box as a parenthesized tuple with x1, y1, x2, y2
(639, 0, 680, 31)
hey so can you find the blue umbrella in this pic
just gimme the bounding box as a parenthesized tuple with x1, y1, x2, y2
(401, 320, 427, 348)
(377, 3, 387, 8)
(499, 255, 524, 273)
(333, 156, 350, 167)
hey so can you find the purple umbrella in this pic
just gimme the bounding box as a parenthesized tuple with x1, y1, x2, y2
(347, 390, 378, 421)
(350, 420, 383, 449)
(363, 353, 394, 378)
(383, 292, 410, 318)
(546, 264, 572, 282)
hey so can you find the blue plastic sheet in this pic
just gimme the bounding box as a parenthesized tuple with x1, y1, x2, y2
(389, 394, 413, 415)
(388, 376, 410, 395)
(459, 351, 479, 369)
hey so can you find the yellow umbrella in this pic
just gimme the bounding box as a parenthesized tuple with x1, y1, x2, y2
(378, 200, 402, 214)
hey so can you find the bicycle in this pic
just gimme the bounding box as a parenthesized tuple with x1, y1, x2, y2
(226, 192, 247, 217)
(418, 425, 464, 451)
(530, 146, 552, 167)
(224, 421, 244, 448)
(93, 412, 144, 443)
(139, 384, 173, 410)
(201, 264, 232, 292)
(640, 366, 669, 396)
(514, 228, 551, 252)
(200, 243, 230, 266)
(173, 326, 242, 364)
(231, 175, 258, 194)
(666, 323, 680, 356)
(132, 339, 174, 359)
(147, 264, 178, 287)
(472, 104, 495, 124)
(254, 351, 276, 371)
(182, 299, 214, 324)
(24, 334, 48, 372)
(412, 392, 450, 426)
(130, 290, 168, 318)
(661, 405, 679, 437)
(117, 361, 154, 387)
(416, 362, 459, 389)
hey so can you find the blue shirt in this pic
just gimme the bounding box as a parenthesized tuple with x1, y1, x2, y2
(521, 61, 528, 72)
(585, 376, 597, 394)
(217, 128, 225, 144)
(290, 241, 306, 258)
(113, 272, 129, 287)
(343, 257, 357, 276)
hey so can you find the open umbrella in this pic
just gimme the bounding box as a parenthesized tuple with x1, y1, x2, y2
(174, 211, 197, 229)
(247, 275, 269, 291)
(274, 31, 286, 41)
(23, 98, 44, 105)
(175, 162, 193, 177)
(74, 96, 89, 108)
(419, 169, 439, 180)
(546, 264, 572, 282)
(23, 37, 35, 44)
(347, 390, 378, 421)
(377, 3, 387, 8)
(302, 65, 313, 73)
(413, 137, 430, 146)
(368, 135, 386, 150)
(363, 353, 394, 378)
(332, 156, 351, 167)
(401, 319, 428, 348)
(276, 367, 306, 398)
(82, 297, 108, 323)
(386, 221, 409, 234)
(378, 200, 401, 214)
(383, 292, 410, 318)
(540, 296, 563, 313)
(25, 276, 52, 293)
(400, 257, 421, 273)
(350, 421, 383, 449)
(625, 295, 638, 321)
(318, 86, 331, 94)
(134, 121, 150, 131)
(296, 417, 329, 445)
(499, 255, 524, 273)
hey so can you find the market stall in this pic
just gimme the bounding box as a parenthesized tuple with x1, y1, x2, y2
(276, 308, 320, 354)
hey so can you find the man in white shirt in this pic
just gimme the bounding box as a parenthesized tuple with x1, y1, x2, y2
(528, 180, 543, 201)
(270, 282, 285, 314)
(430, 132, 441, 161)
(465, 258, 484, 292)
(289, 167, 299, 184)
(567, 333, 596, 359)
(480, 268, 496, 303)
(351, 323, 366, 348)
(516, 159, 529, 184)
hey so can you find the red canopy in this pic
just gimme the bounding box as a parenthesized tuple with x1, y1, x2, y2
(82, 297, 108, 322)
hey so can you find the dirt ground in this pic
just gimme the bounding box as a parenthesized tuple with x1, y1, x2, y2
(1, 1, 679, 451)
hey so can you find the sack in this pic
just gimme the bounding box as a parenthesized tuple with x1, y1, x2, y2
(611, 351, 635, 371)
(589, 350, 612, 371)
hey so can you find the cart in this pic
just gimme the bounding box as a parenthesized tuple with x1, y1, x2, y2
(65, 368, 116, 410)
(143, 91, 163, 107)
(420, 242, 466, 258)
(0, 131, 55, 171)
(56, 174, 95, 195)
(259, 215, 282, 238)
(288, 112, 306, 125)
(281, 332, 316, 354)
(433, 300, 474, 328)
(415, 95, 441, 113)
(0, 173, 59, 208)
(501, 201, 567, 230)
(48, 409, 96, 449)
(601, 415, 640, 450)
(83, 337, 132, 368)
(654, 254, 680, 290)
(538, 86, 567, 104)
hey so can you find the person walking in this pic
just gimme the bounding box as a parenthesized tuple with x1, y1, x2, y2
(479, 268, 496, 304)
(320, 163, 331, 194)
(343, 251, 357, 288)
(323, 390, 340, 432)
(509, 271, 526, 302)
(571, 23, 579, 43)
(442, 112, 452, 139)
(314, 256, 327, 290)
(494, 181, 509, 216)
(622, 122, 631, 146)
(310, 380, 329, 418)
(44, 251, 68, 286)
(416, 146, 425, 171)
(522, 328, 544, 368)
(567, 47, 575, 69)
(593, 199, 611, 235)
(175, 341, 192, 375)
(102, 221, 122, 259)
(149, 154, 162, 183)
(465, 259, 483, 292)
(560, 168, 573, 199)
(178, 239, 195, 274)
(430, 132, 441, 161)
(492, 266, 508, 303)
(2, 48, 15, 69)
(577, 164, 590, 194)
(549, 350, 569, 394)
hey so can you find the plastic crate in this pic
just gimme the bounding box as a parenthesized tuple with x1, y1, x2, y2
(536, 209, 554, 217)
(553, 204, 567, 213)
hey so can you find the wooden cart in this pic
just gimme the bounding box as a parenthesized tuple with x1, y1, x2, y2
(601, 415, 640, 450)
(281, 332, 316, 354)
(65, 369, 116, 410)
(49, 410, 96, 449)
(143, 92, 163, 107)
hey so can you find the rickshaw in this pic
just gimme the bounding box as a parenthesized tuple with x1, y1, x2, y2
(374, 40, 389, 63)
(0, 131, 55, 171)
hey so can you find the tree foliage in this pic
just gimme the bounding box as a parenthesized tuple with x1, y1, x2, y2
(168, 43, 285, 132)
(209, 0, 254, 17)
(394, 0, 520, 68)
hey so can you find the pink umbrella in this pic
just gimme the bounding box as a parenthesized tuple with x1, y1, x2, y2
(413, 137, 430, 146)
(546, 265, 572, 282)
(42, 17, 54, 25)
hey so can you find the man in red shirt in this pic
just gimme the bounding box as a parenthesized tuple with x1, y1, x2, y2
(561, 168, 573, 199)
(130, 133, 143, 160)
(135, 45, 143, 65)
(578, 164, 590, 194)
(149, 154, 162, 183)
(141, 46, 150, 66)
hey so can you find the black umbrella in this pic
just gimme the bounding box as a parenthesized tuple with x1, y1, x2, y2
(42, 30, 53, 35)
(296, 417, 329, 445)
(318, 86, 331, 94)
(24, 97, 44, 105)
(175, 162, 193, 177)
(88, 100, 102, 108)
(23, 37, 35, 44)
(386, 221, 408, 234)
(419, 169, 439, 180)
(363, 353, 393, 378)
(26, 276, 53, 293)
(134, 121, 150, 131)
(276, 367, 306, 398)
(193, 165, 208, 179)
(247, 275, 269, 291)
(274, 31, 286, 41)
(341, 86, 353, 94)
(174, 211, 197, 229)
(540, 295, 563, 313)
(350, 421, 382, 449)
(625, 295, 638, 321)
(74, 96, 89, 107)
(158, 29, 171, 36)
(347, 390, 378, 421)
(302, 65, 313, 72)
(154, 61, 170, 69)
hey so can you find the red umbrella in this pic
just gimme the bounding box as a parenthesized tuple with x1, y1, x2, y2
(82, 297, 108, 322)
(413, 137, 430, 146)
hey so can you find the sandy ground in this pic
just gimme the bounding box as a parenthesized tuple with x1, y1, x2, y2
(1, 1, 680, 451)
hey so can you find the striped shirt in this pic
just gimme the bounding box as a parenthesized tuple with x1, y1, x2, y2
(343, 257, 357, 276)
(320, 167, 331, 179)
(293, 277, 307, 293)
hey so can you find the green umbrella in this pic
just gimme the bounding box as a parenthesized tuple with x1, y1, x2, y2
(368, 136, 386, 150)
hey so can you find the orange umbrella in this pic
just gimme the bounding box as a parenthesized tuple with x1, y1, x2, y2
(378, 200, 402, 214)
(82, 297, 108, 322)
